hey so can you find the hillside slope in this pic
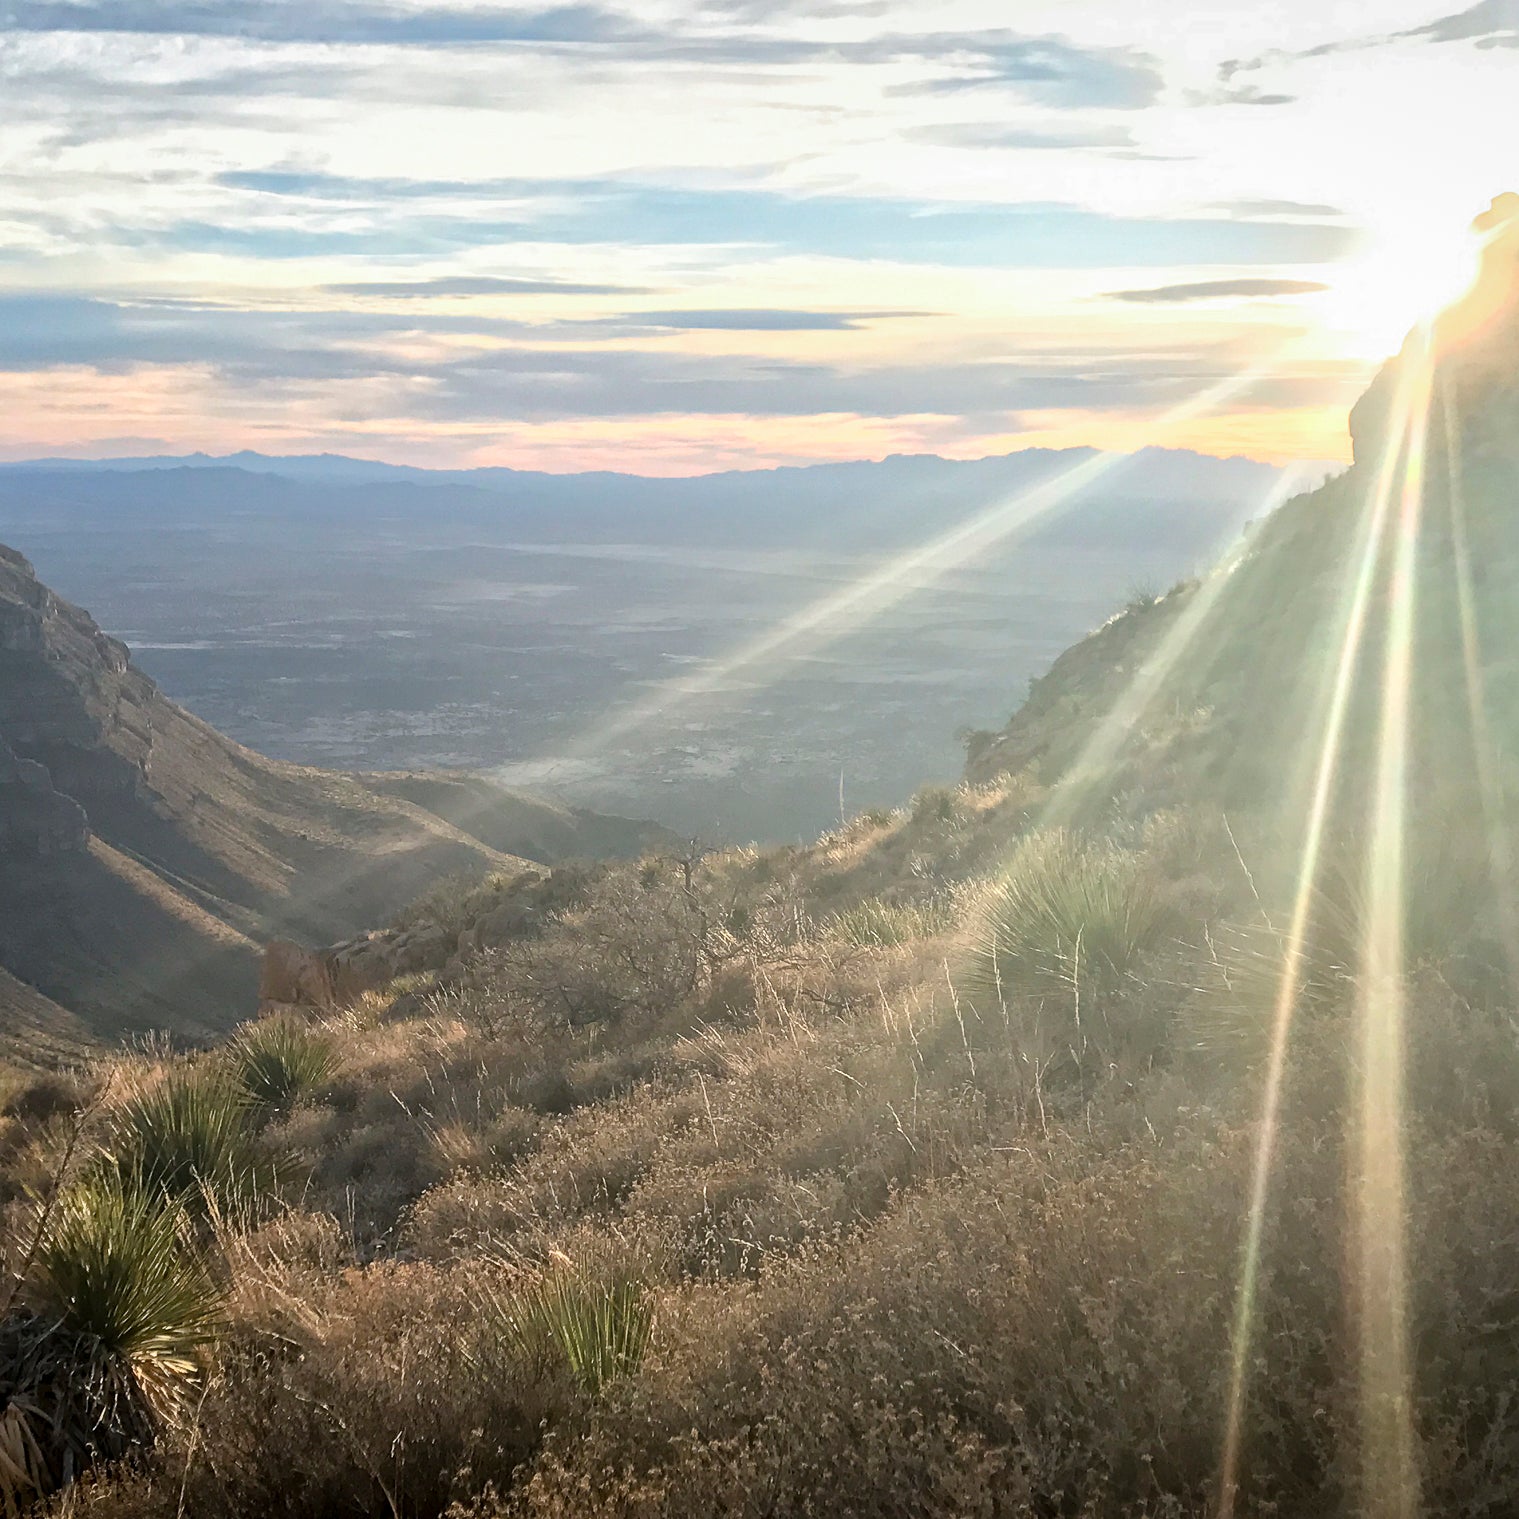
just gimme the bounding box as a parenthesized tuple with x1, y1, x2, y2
(967, 195, 1519, 864)
(0, 545, 668, 1045)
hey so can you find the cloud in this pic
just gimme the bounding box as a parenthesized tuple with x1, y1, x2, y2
(909, 122, 1136, 151)
(1, 2, 638, 45)
(1199, 83, 1297, 106)
(204, 174, 1363, 268)
(882, 33, 1162, 109)
(1212, 200, 1345, 220)
(0, 290, 1345, 427)
(1407, 0, 1519, 45)
(404, 344, 1342, 424)
(1106, 278, 1331, 304)
(1221, 0, 1519, 73)
(3, 9, 1166, 110)
(588, 308, 929, 330)
(328, 276, 645, 297)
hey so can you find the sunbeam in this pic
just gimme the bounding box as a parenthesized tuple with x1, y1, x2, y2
(531, 362, 1289, 775)
(1352, 339, 1432, 1519)
(1216, 329, 1434, 1519)
(1035, 464, 1316, 835)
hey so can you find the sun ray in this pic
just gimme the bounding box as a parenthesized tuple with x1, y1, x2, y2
(1350, 335, 1432, 1519)
(535, 361, 1291, 772)
(1035, 465, 1315, 835)
(1216, 330, 1433, 1519)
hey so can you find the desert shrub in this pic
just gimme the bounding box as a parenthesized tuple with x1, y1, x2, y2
(488, 1264, 654, 1398)
(99, 1259, 548, 1519)
(479, 866, 728, 1027)
(961, 829, 1179, 1069)
(105, 1069, 283, 1218)
(229, 1017, 337, 1115)
(393, 867, 528, 936)
(911, 784, 959, 824)
(0, 1173, 223, 1510)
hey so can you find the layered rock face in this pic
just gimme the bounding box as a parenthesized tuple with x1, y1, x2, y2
(0, 737, 88, 857)
(0, 541, 669, 1051)
(0, 545, 154, 810)
(0, 543, 518, 1044)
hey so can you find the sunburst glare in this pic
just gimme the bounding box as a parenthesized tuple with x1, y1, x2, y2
(1217, 328, 1434, 1519)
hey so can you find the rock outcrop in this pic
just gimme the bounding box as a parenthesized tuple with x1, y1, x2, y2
(0, 736, 88, 857)
(0, 546, 671, 1057)
(0, 544, 664, 1051)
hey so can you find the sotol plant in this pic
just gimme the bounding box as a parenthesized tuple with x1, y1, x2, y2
(106, 1069, 280, 1218)
(0, 1174, 224, 1512)
(962, 829, 1177, 1063)
(230, 1016, 337, 1115)
(488, 1266, 654, 1398)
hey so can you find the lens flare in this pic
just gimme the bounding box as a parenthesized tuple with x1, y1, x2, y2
(1216, 328, 1433, 1519)
(1351, 336, 1431, 1519)
(526, 361, 1288, 774)
(1034, 465, 1314, 836)
(1441, 380, 1519, 978)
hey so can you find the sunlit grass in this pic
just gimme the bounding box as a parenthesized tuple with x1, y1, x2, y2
(486, 1264, 654, 1398)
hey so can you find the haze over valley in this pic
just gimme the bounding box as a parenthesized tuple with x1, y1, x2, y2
(0, 446, 1284, 839)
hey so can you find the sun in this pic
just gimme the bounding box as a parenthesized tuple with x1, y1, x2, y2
(1317, 217, 1485, 361)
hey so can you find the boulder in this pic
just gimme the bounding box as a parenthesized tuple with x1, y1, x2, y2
(325, 932, 397, 1003)
(259, 940, 335, 1008)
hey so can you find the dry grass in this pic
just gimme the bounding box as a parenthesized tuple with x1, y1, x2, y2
(12, 824, 1519, 1518)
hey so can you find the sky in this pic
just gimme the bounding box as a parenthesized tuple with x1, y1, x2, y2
(1, 0, 1516, 474)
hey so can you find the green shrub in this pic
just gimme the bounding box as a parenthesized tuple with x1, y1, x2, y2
(34, 1173, 223, 1407)
(970, 831, 1173, 1004)
(107, 1070, 279, 1217)
(487, 1266, 654, 1398)
(230, 1017, 337, 1115)
(961, 830, 1177, 1068)
(910, 786, 959, 824)
(0, 1174, 225, 1510)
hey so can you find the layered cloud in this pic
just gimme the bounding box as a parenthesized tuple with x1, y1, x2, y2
(0, 1, 1514, 470)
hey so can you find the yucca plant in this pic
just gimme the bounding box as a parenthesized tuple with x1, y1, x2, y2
(0, 1175, 224, 1512)
(967, 829, 1176, 1011)
(106, 1069, 279, 1218)
(488, 1266, 654, 1398)
(229, 1016, 337, 1115)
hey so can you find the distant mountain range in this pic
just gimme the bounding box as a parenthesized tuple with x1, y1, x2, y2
(0, 446, 1327, 554)
(3, 444, 1326, 491)
(0, 443, 1306, 840)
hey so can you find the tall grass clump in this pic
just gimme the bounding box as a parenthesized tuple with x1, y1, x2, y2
(106, 1070, 278, 1217)
(0, 1174, 224, 1510)
(828, 896, 956, 948)
(962, 830, 1177, 1068)
(488, 1265, 654, 1398)
(230, 1017, 337, 1115)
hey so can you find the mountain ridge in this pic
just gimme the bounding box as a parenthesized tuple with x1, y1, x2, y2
(0, 545, 672, 1051)
(0, 441, 1309, 488)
